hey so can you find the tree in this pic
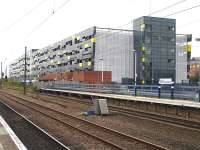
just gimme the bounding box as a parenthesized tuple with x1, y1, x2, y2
(189, 68, 200, 82)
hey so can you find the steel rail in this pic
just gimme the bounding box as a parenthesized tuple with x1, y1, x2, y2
(0, 100, 70, 150)
(0, 91, 167, 150)
(34, 92, 200, 131)
(0, 92, 131, 150)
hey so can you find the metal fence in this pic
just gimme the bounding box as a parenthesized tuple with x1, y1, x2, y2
(37, 80, 200, 102)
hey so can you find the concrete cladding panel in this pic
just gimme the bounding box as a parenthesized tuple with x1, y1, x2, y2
(30, 27, 96, 78)
(94, 28, 134, 83)
(176, 34, 192, 83)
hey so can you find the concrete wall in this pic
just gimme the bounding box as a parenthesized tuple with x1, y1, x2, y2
(176, 34, 191, 83)
(94, 28, 134, 83)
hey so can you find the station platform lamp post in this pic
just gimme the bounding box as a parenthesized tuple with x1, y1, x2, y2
(131, 50, 137, 96)
(24, 46, 27, 94)
(0, 62, 2, 88)
(98, 56, 103, 84)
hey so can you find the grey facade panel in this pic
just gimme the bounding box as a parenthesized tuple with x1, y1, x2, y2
(176, 34, 192, 83)
(30, 27, 96, 80)
(94, 28, 134, 83)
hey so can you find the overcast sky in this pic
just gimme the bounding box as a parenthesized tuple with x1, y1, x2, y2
(0, 0, 200, 70)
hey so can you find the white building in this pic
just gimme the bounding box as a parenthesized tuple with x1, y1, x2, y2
(9, 51, 31, 81)
(176, 34, 192, 84)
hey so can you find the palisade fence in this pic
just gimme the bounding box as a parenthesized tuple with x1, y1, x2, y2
(37, 80, 200, 102)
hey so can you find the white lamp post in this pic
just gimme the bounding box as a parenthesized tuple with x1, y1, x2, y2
(99, 56, 103, 84)
(131, 50, 137, 86)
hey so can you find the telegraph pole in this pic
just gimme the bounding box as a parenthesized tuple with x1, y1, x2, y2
(0, 62, 2, 88)
(4, 58, 7, 81)
(24, 46, 27, 94)
(0, 62, 2, 80)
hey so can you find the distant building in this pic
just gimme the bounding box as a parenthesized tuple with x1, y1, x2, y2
(176, 34, 192, 83)
(133, 16, 176, 84)
(9, 51, 31, 81)
(190, 57, 200, 70)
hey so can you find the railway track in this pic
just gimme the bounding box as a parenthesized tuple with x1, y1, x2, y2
(30, 91, 200, 131)
(0, 99, 70, 150)
(0, 90, 167, 150)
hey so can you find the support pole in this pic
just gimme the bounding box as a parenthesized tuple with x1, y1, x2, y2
(131, 50, 137, 96)
(102, 59, 103, 84)
(134, 50, 137, 87)
(134, 51, 137, 96)
(24, 46, 27, 94)
(5, 58, 7, 81)
(134, 85, 137, 96)
(171, 85, 174, 99)
(158, 85, 161, 98)
(99, 57, 103, 84)
(0, 62, 2, 88)
(0, 62, 2, 80)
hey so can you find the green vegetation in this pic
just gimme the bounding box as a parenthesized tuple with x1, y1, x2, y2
(1, 79, 39, 92)
(189, 72, 199, 83)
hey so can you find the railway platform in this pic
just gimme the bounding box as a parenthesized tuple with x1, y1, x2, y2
(0, 116, 27, 150)
(41, 88, 200, 122)
(41, 88, 200, 108)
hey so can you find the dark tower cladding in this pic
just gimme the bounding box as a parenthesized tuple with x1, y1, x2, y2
(133, 16, 176, 84)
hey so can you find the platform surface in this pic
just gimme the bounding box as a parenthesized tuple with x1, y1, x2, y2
(0, 116, 27, 150)
(43, 88, 200, 109)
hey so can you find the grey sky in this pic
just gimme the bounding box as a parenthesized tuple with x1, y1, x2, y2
(0, 0, 200, 70)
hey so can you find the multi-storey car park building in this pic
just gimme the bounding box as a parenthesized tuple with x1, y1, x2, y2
(133, 16, 176, 84)
(176, 34, 192, 84)
(9, 16, 192, 84)
(30, 27, 134, 83)
(9, 51, 31, 81)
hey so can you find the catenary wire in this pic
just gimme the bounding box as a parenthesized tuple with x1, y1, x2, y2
(27, 0, 71, 37)
(27, 1, 199, 56)
(149, 0, 187, 15)
(1, 0, 48, 32)
(28, 0, 193, 48)
(164, 3, 200, 17)
(35, 0, 199, 50)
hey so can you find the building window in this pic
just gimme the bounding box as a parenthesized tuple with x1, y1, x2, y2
(152, 35, 160, 41)
(145, 24, 152, 32)
(140, 23, 152, 32)
(170, 49, 175, 53)
(140, 23, 145, 31)
(168, 59, 174, 63)
(140, 43, 145, 51)
(145, 36, 151, 44)
(141, 57, 145, 63)
(168, 26, 175, 31)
